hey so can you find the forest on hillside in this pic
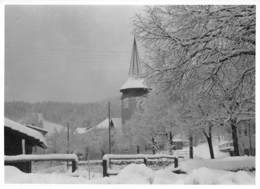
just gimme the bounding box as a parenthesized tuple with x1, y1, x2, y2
(5, 97, 121, 130)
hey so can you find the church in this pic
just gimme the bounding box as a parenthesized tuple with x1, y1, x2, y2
(93, 37, 150, 130)
(120, 37, 150, 126)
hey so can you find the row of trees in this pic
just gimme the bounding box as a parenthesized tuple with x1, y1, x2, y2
(126, 5, 255, 157)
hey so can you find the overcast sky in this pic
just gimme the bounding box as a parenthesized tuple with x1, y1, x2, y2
(5, 5, 144, 103)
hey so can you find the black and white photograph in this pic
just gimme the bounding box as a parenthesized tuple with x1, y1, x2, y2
(2, 0, 256, 185)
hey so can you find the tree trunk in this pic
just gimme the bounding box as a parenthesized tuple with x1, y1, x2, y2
(231, 119, 240, 156)
(202, 126, 215, 159)
(189, 135, 193, 159)
(206, 136, 215, 159)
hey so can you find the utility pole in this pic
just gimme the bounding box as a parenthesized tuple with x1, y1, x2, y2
(108, 102, 111, 154)
(248, 122, 252, 155)
(67, 122, 70, 154)
(189, 135, 193, 159)
(67, 122, 70, 169)
(169, 131, 173, 155)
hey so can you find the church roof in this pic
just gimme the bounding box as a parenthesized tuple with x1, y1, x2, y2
(120, 37, 148, 91)
(120, 77, 148, 91)
(128, 37, 141, 77)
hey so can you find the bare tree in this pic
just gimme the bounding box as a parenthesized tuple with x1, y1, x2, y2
(134, 5, 255, 156)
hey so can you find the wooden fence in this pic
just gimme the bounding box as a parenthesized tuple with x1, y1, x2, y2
(102, 154, 179, 177)
(5, 154, 78, 173)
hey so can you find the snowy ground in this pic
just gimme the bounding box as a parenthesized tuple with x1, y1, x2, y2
(5, 160, 255, 184)
(193, 142, 229, 159)
(4, 142, 255, 184)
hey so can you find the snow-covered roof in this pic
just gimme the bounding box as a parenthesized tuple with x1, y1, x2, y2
(96, 118, 122, 129)
(74, 118, 122, 135)
(26, 124, 48, 135)
(172, 139, 189, 142)
(120, 77, 148, 91)
(5, 118, 47, 148)
(74, 127, 89, 134)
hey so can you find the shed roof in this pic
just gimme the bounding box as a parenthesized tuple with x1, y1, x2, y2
(26, 124, 48, 136)
(5, 118, 47, 148)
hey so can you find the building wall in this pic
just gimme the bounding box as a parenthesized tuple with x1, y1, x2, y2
(237, 120, 255, 156)
(121, 88, 148, 125)
(5, 128, 33, 173)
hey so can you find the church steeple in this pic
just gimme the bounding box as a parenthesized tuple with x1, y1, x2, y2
(120, 37, 150, 125)
(128, 37, 141, 77)
(120, 37, 148, 92)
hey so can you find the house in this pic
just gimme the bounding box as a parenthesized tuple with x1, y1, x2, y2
(74, 118, 122, 135)
(95, 118, 122, 130)
(4, 118, 47, 172)
(237, 118, 255, 156)
(218, 118, 255, 156)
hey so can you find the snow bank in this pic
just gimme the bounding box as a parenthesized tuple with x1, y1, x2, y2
(5, 166, 24, 179)
(170, 156, 255, 172)
(175, 167, 255, 184)
(5, 163, 254, 184)
(109, 164, 154, 184)
(110, 164, 254, 184)
(5, 166, 89, 184)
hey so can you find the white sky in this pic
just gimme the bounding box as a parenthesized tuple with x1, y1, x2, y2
(5, 5, 144, 103)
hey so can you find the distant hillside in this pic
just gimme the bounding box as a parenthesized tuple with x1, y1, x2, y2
(4, 96, 121, 132)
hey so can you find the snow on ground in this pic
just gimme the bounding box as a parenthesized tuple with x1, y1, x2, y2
(169, 156, 255, 172)
(194, 142, 229, 159)
(5, 160, 255, 184)
(4, 142, 254, 184)
(166, 141, 229, 159)
(5, 166, 90, 184)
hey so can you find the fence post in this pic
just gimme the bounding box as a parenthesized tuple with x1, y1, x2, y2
(174, 157, 178, 168)
(143, 158, 147, 166)
(72, 160, 78, 172)
(102, 159, 108, 177)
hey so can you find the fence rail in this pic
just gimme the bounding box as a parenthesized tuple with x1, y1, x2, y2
(5, 154, 78, 173)
(102, 154, 179, 177)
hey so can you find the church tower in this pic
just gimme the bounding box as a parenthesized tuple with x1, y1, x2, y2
(120, 37, 149, 125)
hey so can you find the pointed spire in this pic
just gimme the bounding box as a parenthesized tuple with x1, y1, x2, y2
(128, 36, 141, 77)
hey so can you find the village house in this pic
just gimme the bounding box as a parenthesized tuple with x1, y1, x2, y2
(237, 118, 255, 156)
(4, 118, 48, 172)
